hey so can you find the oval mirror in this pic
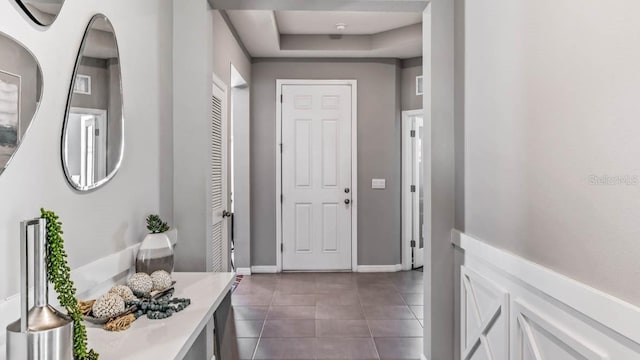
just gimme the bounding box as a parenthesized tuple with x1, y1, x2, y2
(15, 0, 66, 27)
(62, 14, 123, 191)
(0, 32, 43, 176)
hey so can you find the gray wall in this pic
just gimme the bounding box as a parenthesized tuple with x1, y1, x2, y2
(173, 7, 252, 272)
(173, 0, 215, 272)
(0, 33, 39, 139)
(212, 10, 252, 269)
(400, 57, 423, 111)
(0, 0, 173, 299)
(250, 58, 402, 266)
(465, 0, 640, 305)
(72, 57, 109, 110)
(423, 0, 460, 358)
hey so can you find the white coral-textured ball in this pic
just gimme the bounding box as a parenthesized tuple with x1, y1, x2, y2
(109, 285, 137, 301)
(150, 270, 173, 291)
(127, 272, 153, 294)
(93, 293, 125, 319)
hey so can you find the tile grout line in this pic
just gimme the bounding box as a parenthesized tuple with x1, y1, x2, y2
(249, 280, 276, 360)
(357, 281, 383, 360)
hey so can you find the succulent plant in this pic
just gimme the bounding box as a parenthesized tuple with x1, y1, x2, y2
(146, 214, 169, 233)
(41, 209, 98, 360)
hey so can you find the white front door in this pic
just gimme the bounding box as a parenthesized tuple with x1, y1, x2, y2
(281, 83, 353, 271)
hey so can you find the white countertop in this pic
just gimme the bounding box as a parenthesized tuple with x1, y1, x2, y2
(86, 272, 235, 360)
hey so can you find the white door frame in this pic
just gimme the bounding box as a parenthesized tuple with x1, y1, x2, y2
(401, 109, 424, 271)
(70, 107, 108, 187)
(275, 79, 358, 272)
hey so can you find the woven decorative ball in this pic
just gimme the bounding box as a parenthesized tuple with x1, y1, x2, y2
(92, 293, 125, 319)
(109, 285, 137, 302)
(150, 270, 173, 291)
(127, 272, 153, 294)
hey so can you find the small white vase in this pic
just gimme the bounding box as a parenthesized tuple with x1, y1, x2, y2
(136, 232, 174, 274)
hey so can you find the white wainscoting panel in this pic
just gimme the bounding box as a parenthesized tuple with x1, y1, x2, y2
(461, 266, 509, 360)
(453, 231, 640, 360)
(513, 300, 607, 360)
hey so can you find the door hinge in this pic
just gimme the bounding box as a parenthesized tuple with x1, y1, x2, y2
(280, 143, 283, 153)
(410, 130, 416, 138)
(281, 243, 284, 252)
(410, 240, 416, 248)
(280, 194, 283, 203)
(280, 94, 283, 103)
(410, 185, 416, 192)
(95, 128, 100, 136)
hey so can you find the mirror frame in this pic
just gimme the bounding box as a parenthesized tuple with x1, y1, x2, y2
(0, 32, 44, 176)
(14, 0, 65, 27)
(61, 14, 124, 192)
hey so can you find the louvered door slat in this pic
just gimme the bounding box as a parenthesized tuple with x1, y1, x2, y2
(209, 85, 226, 272)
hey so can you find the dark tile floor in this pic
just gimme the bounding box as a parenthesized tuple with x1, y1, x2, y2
(232, 271, 424, 360)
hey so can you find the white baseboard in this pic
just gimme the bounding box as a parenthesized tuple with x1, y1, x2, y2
(421, 355, 428, 360)
(356, 264, 402, 273)
(251, 266, 278, 273)
(235, 267, 252, 276)
(453, 230, 640, 359)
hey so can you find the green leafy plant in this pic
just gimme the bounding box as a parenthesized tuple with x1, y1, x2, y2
(41, 209, 99, 360)
(146, 214, 169, 233)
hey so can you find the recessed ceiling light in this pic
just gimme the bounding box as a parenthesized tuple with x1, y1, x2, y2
(336, 23, 347, 31)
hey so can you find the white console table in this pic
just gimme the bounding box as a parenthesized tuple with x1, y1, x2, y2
(87, 272, 234, 360)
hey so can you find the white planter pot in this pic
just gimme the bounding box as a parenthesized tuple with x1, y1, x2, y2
(136, 232, 174, 274)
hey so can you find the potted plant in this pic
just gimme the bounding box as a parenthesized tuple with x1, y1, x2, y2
(136, 214, 174, 274)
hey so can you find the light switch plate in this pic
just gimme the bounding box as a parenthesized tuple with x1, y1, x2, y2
(371, 178, 386, 189)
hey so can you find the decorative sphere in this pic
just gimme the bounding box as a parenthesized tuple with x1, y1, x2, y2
(127, 272, 153, 294)
(109, 285, 137, 301)
(93, 293, 125, 319)
(150, 270, 173, 291)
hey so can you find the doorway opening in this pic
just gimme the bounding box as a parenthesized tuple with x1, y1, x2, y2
(402, 109, 425, 271)
(229, 65, 250, 273)
(66, 107, 107, 188)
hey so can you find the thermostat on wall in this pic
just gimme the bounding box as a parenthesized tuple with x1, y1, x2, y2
(371, 178, 386, 189)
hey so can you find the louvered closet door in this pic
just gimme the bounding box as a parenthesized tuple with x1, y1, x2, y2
(209, 79, 229, 272)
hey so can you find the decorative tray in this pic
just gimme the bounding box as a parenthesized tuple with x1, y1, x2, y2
(83, 283, 176, 324)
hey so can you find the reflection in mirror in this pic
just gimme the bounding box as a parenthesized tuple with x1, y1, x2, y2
(15, 0, 65, 26)
(63, 14, 123, 191)
(0, 32, 42, 175)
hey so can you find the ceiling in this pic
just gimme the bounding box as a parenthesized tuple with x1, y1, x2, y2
(275, 11, 421, 35)
(226, 10, 422, 59)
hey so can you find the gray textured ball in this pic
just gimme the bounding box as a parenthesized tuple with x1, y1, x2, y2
(127, 272, 153, 294)
(109, 285, 137, 301)
(93, 293, 125, 319)
(150, 270, 173, 291)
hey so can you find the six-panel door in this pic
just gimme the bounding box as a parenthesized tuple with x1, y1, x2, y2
(281, 84, 352, 270)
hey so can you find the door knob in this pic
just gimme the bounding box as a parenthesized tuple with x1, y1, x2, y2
(344, 199, 351, 205)
(344, 188, 350, 193)
(222, 210, 232, 218)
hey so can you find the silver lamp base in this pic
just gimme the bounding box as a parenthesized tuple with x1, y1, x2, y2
(6, 305, 73, 360)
